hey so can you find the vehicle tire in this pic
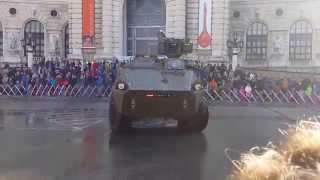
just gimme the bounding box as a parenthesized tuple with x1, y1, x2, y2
(109, 99, 130, 133)
(178, 103, 209, 133)
(193, 106, 209, 132)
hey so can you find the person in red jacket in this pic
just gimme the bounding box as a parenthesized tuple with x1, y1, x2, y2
(209, 78, 218, 94)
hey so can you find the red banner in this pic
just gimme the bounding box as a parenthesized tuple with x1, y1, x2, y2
(82, 0, 95, 47)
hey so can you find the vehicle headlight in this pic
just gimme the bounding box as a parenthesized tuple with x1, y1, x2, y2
(194, 83, 202, 91)
(117, 83, 126, 90)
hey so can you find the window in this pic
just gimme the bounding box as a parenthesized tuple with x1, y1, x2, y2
(24, 20, 44, 57)
(9, 8, 17, 15)
(276, 8, 283, 16)
(246, 22, 268, 61)
(289, 20, 312, 61)
(51, 10, 58, 17)
(233, 11, 240, 18)
(0, 23, 2, 57)
(64, 24, 69, 58)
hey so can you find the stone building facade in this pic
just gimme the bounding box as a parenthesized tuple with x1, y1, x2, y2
(69, 0, 229, 62)
(0, 0, 320, 71)
(0, 0, 69, 64)
(0, 0, 229, 65)
(230, 0, 320, 71)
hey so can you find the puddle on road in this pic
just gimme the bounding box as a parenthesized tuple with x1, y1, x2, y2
(0, 109, 108, 131)
(0, 120, 108, 180)
(0, 107, 211, 180)
(0, 112, 209, 180)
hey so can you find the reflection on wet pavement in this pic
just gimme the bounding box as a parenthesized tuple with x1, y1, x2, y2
(109, 133, 206, 178)
(66, 132, 207, 180)
(0, 102, 108, 180)
(0, 103, 208, 180)
(0, 99, 308, 180)
(0, 108, 107, 131)
(0, 122, 207, 180)
(0, 122, 105, 180)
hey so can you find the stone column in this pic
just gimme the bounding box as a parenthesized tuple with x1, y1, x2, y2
(186, 0, 199, 46)
(95, 0, 103, 57)
(4, 30, 21, 63)
(175, 0, 186, 39)
(112, 0, 123, 56)
(69, 0, 83, 59)
(27, 47, 33, 68)
(166, 0, 176, 38)
(211, 0, 229, 61)
(102, 0, 113, 57)
(47, 31, 62, 61)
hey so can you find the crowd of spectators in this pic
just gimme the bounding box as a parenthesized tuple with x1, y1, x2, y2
(0, 59, 119, 95)
(1, 58, 319, 98)
(197, 62, 320, 98)
(168, 61, 319, 100)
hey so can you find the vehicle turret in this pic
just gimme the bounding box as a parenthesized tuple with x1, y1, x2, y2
(158, 31, 193, 58)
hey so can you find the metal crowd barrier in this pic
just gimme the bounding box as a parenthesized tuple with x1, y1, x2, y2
(204, 88, 320, 105)
(0, 84, 111, 98)
(117, 56, 135, 64)
(1, 84, 320, 105)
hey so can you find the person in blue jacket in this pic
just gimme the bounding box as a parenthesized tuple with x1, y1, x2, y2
(21, 71, 30, 95)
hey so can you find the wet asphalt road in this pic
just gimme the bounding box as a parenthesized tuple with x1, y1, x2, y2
(0, 97, 318, 180)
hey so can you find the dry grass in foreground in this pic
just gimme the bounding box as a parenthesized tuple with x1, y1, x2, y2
(228, 120, 320, 180)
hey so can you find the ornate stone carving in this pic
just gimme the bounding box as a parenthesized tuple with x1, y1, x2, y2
(49, 34, 60, 53)
(9, 32, 18, 50)
(272, 34, 285, 55)
(32, 8, 37, 17)
(7, 32, 19, 55)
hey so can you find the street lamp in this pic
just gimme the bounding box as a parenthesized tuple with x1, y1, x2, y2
(20, 39, 25, 65)
(82, 47, 96, 65)
(25, 35, 36, 67)
(227, 32, 244, 71)
(81, 36, 96, 71)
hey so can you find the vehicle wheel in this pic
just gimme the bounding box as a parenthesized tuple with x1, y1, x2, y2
(192, 108, 209, 132)
(178, 103, 209, 133)
(109, 100, 130, 133)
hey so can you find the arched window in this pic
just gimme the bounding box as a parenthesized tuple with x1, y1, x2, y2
(24, 20, 44, 57)
(289, 20, 313, 61)
(0, 23, 3, 57)
(246, 22, 268, 61)
(64, 24, 69, 58)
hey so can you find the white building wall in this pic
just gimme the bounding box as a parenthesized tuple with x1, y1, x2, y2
(166, 0, 176, 38)
(230, 0, 320, 71)
(185, 0, 229, 63)
(111, 0, 123, 56)
(186, 0, 199, 48)
(212, 0, 229, 62)
(1, 0, 320, 70)
(69, 0, 82, 59)
(0, 0, 229, 63)
(175, 0, 186, 39)
(95, 0, 103, 57)
(102, 0, 113, 57)
(0, 0, 68, 63)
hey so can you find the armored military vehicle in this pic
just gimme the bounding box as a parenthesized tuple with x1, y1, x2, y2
(109, 60, 208, 133)
(109, 35, 208, 133)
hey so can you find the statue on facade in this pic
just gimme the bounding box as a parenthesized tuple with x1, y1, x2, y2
(49, 34, 60, 57)
(9, 33, 18, 50)
(272, 35, 284, 55)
